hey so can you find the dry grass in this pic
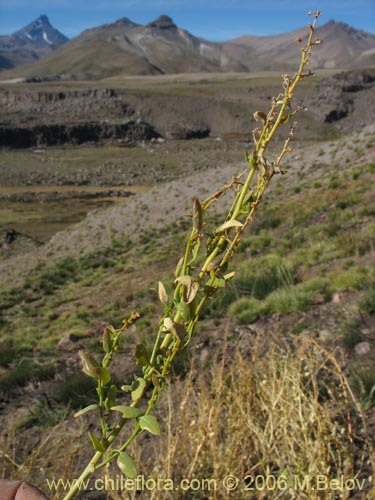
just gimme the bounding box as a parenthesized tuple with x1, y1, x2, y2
(119, 334, 374, 500)
(1, 334, 374, 499)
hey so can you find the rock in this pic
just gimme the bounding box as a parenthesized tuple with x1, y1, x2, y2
(4, 228, 19, 244)
(332, 292, 341, 304)
(200, 348, 210, 363)
(0, 121, 159, 148)
(57, 334, 79, 348)
(354, 341, 371, 356)
(314, 293, 326, 305)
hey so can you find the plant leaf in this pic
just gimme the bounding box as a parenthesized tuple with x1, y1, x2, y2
(117, 452, 138, 479)
(223, 271, 236, 281)
(105, 384, 118, 410)
(174, 257, 184, 277)
(102, 327, 112, 353)
(192, 197, 203, 230)
(74, 404, 99, 418)
(135, 344, 150, 367)
(175, 275, 192, 288)
(253, 110, 267, 123)
(163, 317, 175, 333)
(121, 384, 132, 392)
(139, 415, 161, 435)
(191, 238, 201, 261)
(111, 406, 143, 418)
(79, 350, 99, 378)
(217, 220, 243, 232)
(184, 281, 199, 304)
(131, 377, 147, 402)
(88, 432, 105, 452)
(177, 301, 192, 322)
(91, 366, 111, 385)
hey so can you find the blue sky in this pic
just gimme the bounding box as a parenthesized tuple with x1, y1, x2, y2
(0, 0, 374, 40)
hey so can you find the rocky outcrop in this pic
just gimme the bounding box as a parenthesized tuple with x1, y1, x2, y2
(0, 190, 135, 202)
(0, 87, 118, 107)
(308, 69, 375, 131)
(0, 87, 132, 122)
(0, 121, 159, 148)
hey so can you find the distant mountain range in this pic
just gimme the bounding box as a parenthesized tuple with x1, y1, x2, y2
(0, 14, 374, 80)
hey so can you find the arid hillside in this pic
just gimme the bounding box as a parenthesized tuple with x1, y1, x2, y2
(0, 55, 374, 499)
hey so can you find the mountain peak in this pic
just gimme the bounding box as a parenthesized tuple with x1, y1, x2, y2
(36, 14, 51, 25)
(147, 15, 177, 30)
(113, 17, 139, 28)
(11, 14, 68, 48)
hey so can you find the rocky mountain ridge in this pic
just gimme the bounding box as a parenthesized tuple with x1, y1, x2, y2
(0, 15, 68, 70)
(0, 14, 374, 79)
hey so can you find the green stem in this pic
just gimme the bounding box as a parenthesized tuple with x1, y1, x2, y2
(149, 321, 164, 366)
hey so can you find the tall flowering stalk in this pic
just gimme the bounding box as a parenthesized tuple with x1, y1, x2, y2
(63, 10, 322, 500)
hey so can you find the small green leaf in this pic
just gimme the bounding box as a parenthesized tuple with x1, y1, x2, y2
(191, 238, 201, 261)
(88, 432, 105, 452)
(102, 327, 112, 353)
(79, 351, 99, 378)
(91, 366, 111, 385)
(104, 384, 118, 410)
(280, 103, 291, 123)
(204, 276, 226, 290)
(177, 301, 192, 322)
(74, 404, 99, 419)
(111, 406, 143, 419)
(223, 271, 235, 281)
(174, 257, 184, 277)
(131, 377, 147, 402)
(135, 344, 150, 367)
(245, 150, 253, 166)
(216, 277, 226, 288)
(121, 384, 132, 392)
(117, 452, 138, 479)
(139, 415, 161, 435)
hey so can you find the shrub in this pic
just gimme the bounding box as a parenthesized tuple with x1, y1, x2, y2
(228, 297, 262, 324)
(235, 255, 299, 300)
(0, 339, 18, 367)
(263, 286, 314, 315)
(358, 285, 375, 314)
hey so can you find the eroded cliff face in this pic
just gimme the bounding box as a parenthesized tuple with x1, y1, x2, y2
(0, 87, 140, 147)
(0, 86, 213, 146)
(309, 69, 375, 131)
(1, 68, 374, 148)
(0, 88, 125, 116)
(0, 121, 159, 148)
